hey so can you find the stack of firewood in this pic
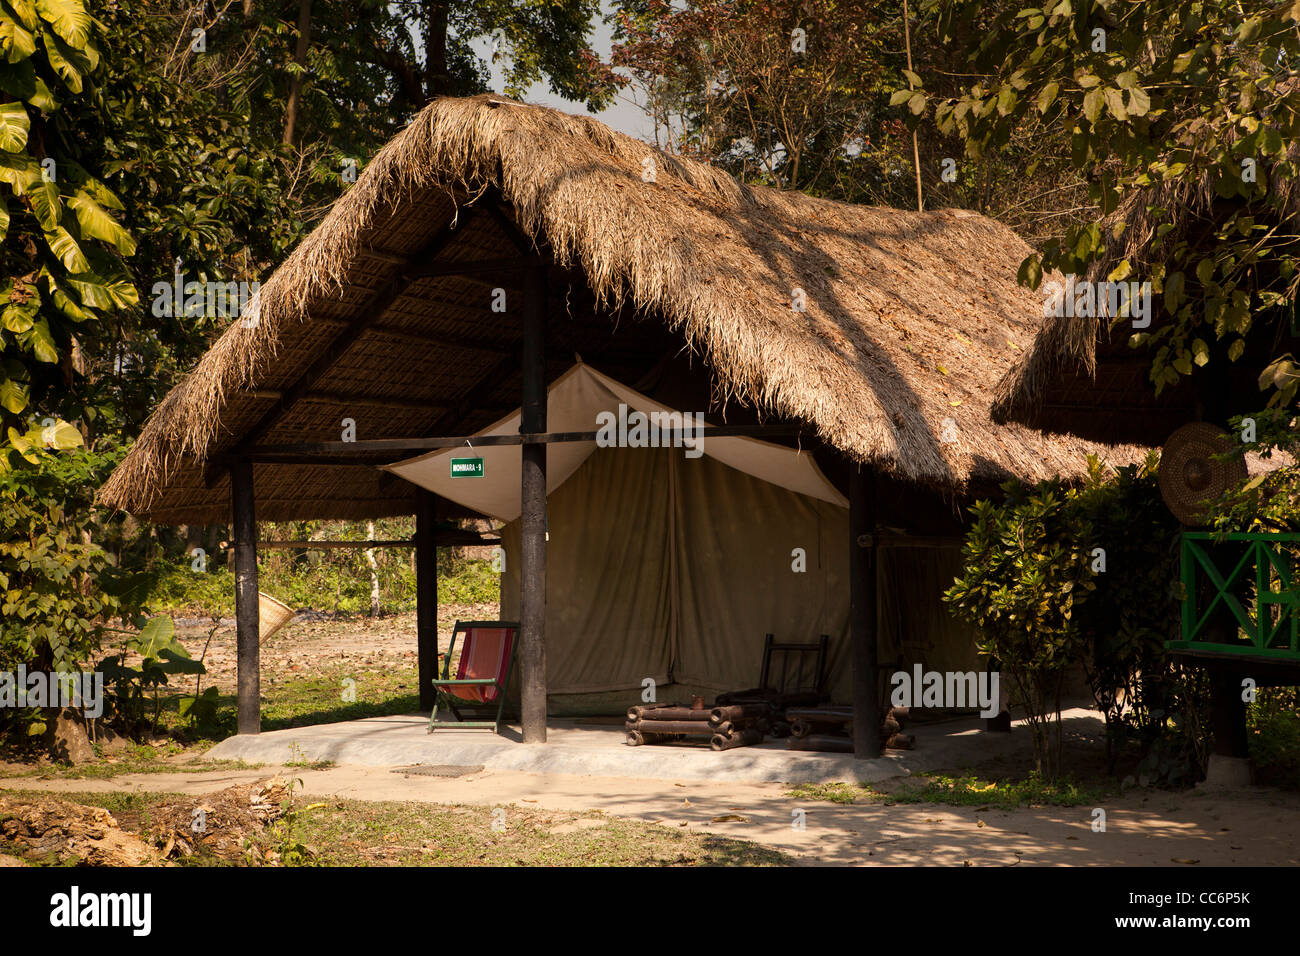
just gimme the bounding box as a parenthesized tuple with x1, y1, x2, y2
(625, 702, 772, 750)
(706, 703, 771, 751)
(784, 705, 914, 753)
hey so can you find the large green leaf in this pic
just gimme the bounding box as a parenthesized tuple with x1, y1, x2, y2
(41, 268, 89, 320)
(0, 13, 37, 62)
(63, 270, 136, 309)
(44, 224, 86, 270)
(0, 360, 30, 413)
(0, 100, 29, 151)
(0, 191, 7, 239)
(40, 417, 82, 449)
(6, 0, 40, 30)
(1, 298, 36, 332)
(23, 170, 60, 228)
(67, 189, 134, 254)
(42, 30, 91, 91)
(22, 317, 59, 363)
(0, 149, 37, 189)
(134, 616, 176, 660)
(34, 0, 90, 48)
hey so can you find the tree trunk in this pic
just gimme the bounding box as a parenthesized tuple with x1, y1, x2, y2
(365, 520, 381, 616)
(423, 1, 450, 100)
(281, 0, 313, 145)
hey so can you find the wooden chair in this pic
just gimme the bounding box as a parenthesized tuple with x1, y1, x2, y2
(715, 633, 829, 708)
(428, 620, 519, 733)
(759, 633, 829, 705)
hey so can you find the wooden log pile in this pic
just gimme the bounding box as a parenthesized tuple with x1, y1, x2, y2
(625, 702, 772, 750)
(783, 705, 914, 753)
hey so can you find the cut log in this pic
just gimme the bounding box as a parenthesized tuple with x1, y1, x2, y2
(785, 706, 854, 722)
(627, 706, 712, 722)
(626, 719, 716, 735)
(709, 703, 771, 726)
(626, 730, 685, 746)
(786, 734, 854, 753)
(710, 728, 764, 751)
(789, 718, 844, 738)
(885, 733, 915, 750)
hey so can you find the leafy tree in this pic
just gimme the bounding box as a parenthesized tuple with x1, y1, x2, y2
(1, 0, 136, 459)
(921, 0, 1300, 413)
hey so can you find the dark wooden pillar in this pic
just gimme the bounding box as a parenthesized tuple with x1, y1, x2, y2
(1209, 663, 1250, 759)
(415, 488, 439, 711)
(849, 465, 881, 758)
(231, 458, 261, 735)
(519, 264, 548, 742)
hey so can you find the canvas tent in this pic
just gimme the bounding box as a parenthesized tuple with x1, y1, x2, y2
(386, 361, 860, 709)
(99, 95, 1144, 752)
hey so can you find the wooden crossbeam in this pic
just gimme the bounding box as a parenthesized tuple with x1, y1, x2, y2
(309, 317, 516, 355)
(245, 423, 802, 459)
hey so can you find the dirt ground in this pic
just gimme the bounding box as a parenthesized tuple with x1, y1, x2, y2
(173, 606, 491, 694)
(8, 763, 1299, 866)
(10, 611, 1298, 865)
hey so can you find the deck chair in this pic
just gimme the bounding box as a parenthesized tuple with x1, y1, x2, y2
(428, 620, 519, 733)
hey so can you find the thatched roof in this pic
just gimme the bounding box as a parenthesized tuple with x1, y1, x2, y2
(99, 95, 1142, 524)
(993, 146, 1300, 445)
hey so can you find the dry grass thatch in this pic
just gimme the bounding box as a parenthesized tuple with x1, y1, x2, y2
(100, 94, 1143, 521)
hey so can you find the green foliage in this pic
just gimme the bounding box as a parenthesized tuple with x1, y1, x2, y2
(0, 0, 138, 449)
(1249, 687, 1300, 790)
(944, 475, 1093, 778)
(946, 453, 1191, 781)
(889, 770, 1113, 808)
(97, 614, 213, 735)
(926, 0, 1300, 408)
(147, 537, 500, 619)
(0, 446, 123, 671)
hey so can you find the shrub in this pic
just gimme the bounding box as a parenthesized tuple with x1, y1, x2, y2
(0, 446, 145, 741)
(946, 453, 1189, 782)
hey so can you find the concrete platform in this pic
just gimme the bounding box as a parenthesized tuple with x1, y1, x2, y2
(207, 708, 1105, 784)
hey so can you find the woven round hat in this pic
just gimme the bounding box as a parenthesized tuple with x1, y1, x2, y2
(258, 591, 296, 644)
(1158, 422, 1247, 526)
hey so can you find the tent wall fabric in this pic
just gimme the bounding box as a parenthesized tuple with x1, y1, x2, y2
(498, 446, 977, 712)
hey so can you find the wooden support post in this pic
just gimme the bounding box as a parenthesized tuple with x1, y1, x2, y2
(231, 459, 261, 735)
(519, 264, 548, 743)
(1209, 663, 1250, 759)
(849, 465, 881, 759)
(415, 489, 439, 711)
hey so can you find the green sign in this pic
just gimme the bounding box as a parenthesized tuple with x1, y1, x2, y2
(450, 457, 484, 478)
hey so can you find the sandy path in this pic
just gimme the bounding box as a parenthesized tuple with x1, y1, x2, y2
(7, 764, 1296, 866)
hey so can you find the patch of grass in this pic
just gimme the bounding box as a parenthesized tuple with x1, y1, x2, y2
(261, 666, 419, 731)
(888, 770, 1115, 808)
(9, 790, 790, 867)
(296, 798, 790, 866)
(786, 782, 882, 805)
(0, 741, 257, 781)
(788, 770, 1116, 809)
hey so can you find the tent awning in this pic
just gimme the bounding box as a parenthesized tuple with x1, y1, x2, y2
(383, 363, 847, 520)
